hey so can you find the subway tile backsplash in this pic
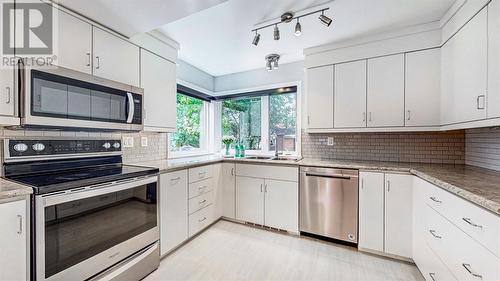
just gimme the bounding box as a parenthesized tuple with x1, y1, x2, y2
(465, 127, 500, 171)
(301, 130, 465, 164)
(0, 129, 168, 164)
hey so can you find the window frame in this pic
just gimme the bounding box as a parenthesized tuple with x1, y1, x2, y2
(169, 81, 213, 159)
(215, 81, 302, 157)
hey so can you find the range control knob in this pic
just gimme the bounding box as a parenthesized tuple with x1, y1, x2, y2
(32, 143, 45, 152)
(102, 142, 111, 149)
(112, 142, 120, 149)
(13, 143, 28, 152)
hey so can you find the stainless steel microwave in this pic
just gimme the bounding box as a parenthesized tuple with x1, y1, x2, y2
(16, 60, 143, 131)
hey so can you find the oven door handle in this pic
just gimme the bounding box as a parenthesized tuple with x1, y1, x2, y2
(41, 175, 158, 207)
(126, 92, 134, 124)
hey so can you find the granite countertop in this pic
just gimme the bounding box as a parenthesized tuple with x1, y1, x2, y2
(0, 178, 33, 201)
(137, 156, 500, 215)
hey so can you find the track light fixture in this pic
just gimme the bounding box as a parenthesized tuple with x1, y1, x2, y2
(250, 8, 331, 46)
(295, 18, 302, 36)
(319, 11, 332, 27)
(273, 25, 280, 40)
(252, 31, 260, 46)
(265, 54, 280, 71)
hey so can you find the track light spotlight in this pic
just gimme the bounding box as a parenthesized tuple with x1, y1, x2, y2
(266, 60, 272, 71)
(252, 31, 260, 46)
(265, 54, 280, 72)
(319, 11, 332, 27)
(273, 25, 280, 40)
(273, 59, 279, 70)
(295, 19, 302, 36)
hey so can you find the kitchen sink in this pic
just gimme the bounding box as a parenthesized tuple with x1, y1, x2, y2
(243, 156, 301, 161)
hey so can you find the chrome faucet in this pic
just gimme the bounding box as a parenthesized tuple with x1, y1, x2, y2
(274, 134, 284, 157)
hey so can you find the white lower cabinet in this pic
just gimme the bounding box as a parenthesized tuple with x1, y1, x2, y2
(0, 199, 28, 281)
(187, 165, 218, 238)
(188, 205, 215, 237)
(235, 164, 299, 233)
(220, 163, 236, 219)
(359, 172, 413, 259)
(160, 171, 188, 256)
(235, 176, 265, 225)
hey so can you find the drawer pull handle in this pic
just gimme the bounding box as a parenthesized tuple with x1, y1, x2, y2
(198, 186, 206, 191)
(198, 172, 207, 176)
(199, 200, 207, 204)
(429, 230, 442, 239)
(17, 215, 23, 235)
(429, 196, 442, 203)
(199, 217, 207, 223)
(170, 177, 181, 181)
(428, 273, 436, 281)
(462, 263, 482, 279)
(462, 218, 482, 229)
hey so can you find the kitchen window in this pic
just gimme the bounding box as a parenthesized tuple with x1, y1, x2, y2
(169, 85, 211, 156)
(219, 86, 298, 155)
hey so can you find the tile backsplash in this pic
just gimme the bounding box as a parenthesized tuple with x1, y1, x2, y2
(301, 130, 465, 164)
(465, 127, 500, 171)
(0, 129, 168, 164)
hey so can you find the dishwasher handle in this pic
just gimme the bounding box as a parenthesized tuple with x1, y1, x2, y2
(305, 173, 353, 180)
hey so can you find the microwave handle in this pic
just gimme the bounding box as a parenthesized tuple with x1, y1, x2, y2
(126, 92, 134, 124)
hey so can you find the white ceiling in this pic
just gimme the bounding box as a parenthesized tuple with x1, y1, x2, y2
(54, 0, 228, 37)
(158, 0, 456, 76)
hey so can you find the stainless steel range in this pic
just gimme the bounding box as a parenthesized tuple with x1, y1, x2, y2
(2, 139, 160, 281)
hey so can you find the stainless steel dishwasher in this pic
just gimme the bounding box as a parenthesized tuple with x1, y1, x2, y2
(299, 166, 359, 243)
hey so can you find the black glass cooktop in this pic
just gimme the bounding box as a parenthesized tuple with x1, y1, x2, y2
(6, 164, 158, 195)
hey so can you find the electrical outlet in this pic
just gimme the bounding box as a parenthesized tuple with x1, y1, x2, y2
(141, 136, 148, 147)
(327, 137, 334, 146)
(122, 136, 134, 148)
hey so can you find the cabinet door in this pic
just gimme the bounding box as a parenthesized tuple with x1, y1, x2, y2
(0, 68, 15, 116)
(334, 60, 367, 128)
(236, 176, 264, 225)
(141, 49, 176, 131)
(306, 65, 334, 129)
(221, 163, 236, 219)
(367, 54, 405, 127)
(385, 174, 413, 258)
(264, 179, 298, 233)
(56, 9, 92, 74)
(93, 27, 140, 86)
(488, 0, 500, 118)
(441, 8, 487, 124)
(0, 199, 27, 281)
(160, 171, 188, 256)
(405, 49, 441, 127)
(359, 172, 384, 252)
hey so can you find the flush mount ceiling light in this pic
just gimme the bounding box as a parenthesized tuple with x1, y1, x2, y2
(251, 8, 331, 45)
(265, 54, 280, 71)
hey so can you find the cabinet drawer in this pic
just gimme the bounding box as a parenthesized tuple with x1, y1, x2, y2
(188, 178, 213, 199)
(189, 165, 213, 183)
(235, 164, 298, 182)
(425, 204, 500, 281)
(423, 180, 500, 257)
(188, 191, 213, 215)
(415, 240, 457, 281)
(188, 205, 214, 237)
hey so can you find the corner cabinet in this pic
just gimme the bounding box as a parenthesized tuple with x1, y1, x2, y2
(92, 27, 140, 87)
(0, 198, 28, 281)
(220, 163, 236, 219)
(306, 65, 334, 129)
(359, 172, 413, 259)
(141, 49, 177, 132)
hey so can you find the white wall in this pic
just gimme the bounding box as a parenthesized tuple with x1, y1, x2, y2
(214, 61, 304, 93)
(177, 60, 215, 92)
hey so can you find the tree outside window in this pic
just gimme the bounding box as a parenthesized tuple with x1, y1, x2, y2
(221, 97, 262, 150)
(269, 93, 296, 152)
(169, 93, 205, 152)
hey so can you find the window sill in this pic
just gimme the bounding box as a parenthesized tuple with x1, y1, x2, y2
(168, 151, 212, 159)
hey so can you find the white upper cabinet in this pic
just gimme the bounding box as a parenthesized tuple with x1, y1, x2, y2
(0, 68, 15, 117)
(405, 49, 441, 127)
(334, 60, 367, 128)
(141, 49, 176, 132)
(56, 9, 92, 74)
(306, 65, 334, 129)
(488, 0, 500, 118)
(93, 27, 140, 87)
(359, 172, 384, 252)
(441, 8, 488, 124)
(0, 199, 27, 281)
(367, 54, 405, 127)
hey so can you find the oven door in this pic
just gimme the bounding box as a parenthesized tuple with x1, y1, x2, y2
(18, 62, 143, 131)
(35, 176, 158, 281)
